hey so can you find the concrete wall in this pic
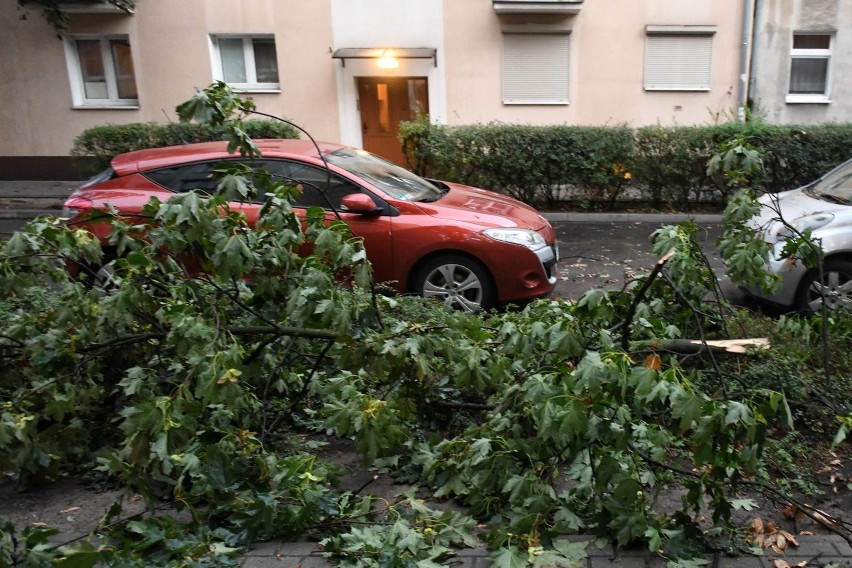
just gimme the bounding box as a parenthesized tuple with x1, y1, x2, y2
(442, 0, 746, 127)
(1, 0, 754, 177)
(750, 0, 852, 124)
(0, 1, 338, 163)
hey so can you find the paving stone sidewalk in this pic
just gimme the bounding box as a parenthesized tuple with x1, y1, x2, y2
(0, 180, 78, 218)
(2, 181, 845, 566)
(238, 535, 851, 567)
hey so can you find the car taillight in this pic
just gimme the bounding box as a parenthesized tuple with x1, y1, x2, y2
(62, 197, 93, 219)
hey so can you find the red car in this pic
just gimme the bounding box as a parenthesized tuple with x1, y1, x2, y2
(63, 140, 558, 311)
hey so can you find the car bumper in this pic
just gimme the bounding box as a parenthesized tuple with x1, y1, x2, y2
(485, 241, 558, 304)
(740, 246, 807, 307)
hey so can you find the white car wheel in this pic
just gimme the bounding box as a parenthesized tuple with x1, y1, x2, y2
(797, 259, 852, 312)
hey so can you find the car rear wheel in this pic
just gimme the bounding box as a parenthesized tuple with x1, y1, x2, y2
(413, 255, 495, 312)
(795, 258, 852, 312)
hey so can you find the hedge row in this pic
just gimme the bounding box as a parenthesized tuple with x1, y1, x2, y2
(399, 117, 852, 209)
(71, 120, 300, 173)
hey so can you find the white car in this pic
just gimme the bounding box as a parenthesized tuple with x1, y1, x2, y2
(746, 158, 852, 311)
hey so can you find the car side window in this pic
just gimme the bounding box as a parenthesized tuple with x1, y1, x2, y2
(257, 159, 364, 210)
(144, 162, 219, 193)
(144, 159, 367, 210)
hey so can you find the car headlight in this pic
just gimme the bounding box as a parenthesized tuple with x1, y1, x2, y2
(777, 213, 834, 239)
(483, 228, 547, 251)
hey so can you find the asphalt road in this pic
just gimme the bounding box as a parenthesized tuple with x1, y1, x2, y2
(549, 219, 740, 302)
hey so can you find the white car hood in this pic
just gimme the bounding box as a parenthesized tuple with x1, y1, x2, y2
(754, 189, 848, 232)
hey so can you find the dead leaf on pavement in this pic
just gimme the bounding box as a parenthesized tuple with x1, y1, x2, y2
(772, 560, 808, 568)
(749, 517, 801, 553)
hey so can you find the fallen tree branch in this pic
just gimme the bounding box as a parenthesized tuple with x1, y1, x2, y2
(630, 338, 770, 355)
(82, 325, 338, 352)
(619, 250, 675, 351)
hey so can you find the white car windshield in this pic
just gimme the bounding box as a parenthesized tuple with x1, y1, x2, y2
(326, 148, 444, 202)
(809, 159, 852, 204)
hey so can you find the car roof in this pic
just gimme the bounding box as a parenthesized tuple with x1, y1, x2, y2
(110, 139, 348, 177)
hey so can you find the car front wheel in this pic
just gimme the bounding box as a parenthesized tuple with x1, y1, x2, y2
(413, 255, 496, 312)
(796, 258, 852, 312)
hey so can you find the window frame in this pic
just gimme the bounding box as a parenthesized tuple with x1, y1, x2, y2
(141, 158, 384, 213)
(786, 32, 833, 104)
(501, 27, 571, 105)
(644, 25, 716, 92)
(63, 34, 139, 109)
(209, 35, 281, 93)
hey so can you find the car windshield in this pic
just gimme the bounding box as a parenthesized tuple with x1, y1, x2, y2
(325, 148, 444, 202)
(809, 159, 852, 204)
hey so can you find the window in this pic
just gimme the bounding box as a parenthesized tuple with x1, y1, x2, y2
(787, 33, 832, 103)
(144, 159, 369, 210)
(502, 31, 570, 104)
(261, 159, 366, 209)
(211, 35, 280, 92)
(64, 35, 138, 108)
(644, 26, 715, 91)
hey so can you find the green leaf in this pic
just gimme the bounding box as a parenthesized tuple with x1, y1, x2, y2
(551, 538, 589, 565)
(730, 498, 758, 511)
(491, 545, 529, 568)
(724, 401, 751, 426)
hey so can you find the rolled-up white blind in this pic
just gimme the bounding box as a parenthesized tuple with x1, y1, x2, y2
(644, 35, 713, 91)
(503, 32, 571, 104)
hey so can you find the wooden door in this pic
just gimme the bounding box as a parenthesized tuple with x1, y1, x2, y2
(358, 77, 428, 167)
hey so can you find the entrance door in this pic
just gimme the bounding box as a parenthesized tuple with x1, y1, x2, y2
(358, 77, 428, 167)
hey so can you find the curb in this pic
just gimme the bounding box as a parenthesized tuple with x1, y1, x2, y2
(543, 212, 723, 223)
(237, 535, 852, 568)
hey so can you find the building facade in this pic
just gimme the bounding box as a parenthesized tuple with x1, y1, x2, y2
(1, 0, 835, 179)
(748, 0, 852, 124)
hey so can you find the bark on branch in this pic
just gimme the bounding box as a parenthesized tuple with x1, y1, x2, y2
(630, 337, 770, 355)
(83, 325, 338, 352)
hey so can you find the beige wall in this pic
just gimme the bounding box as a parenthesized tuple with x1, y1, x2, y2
(442, 0, 746, 127)
(751, 0, 852, 124)
(0, 1, 339, 159)
(1, 0, 748, 167)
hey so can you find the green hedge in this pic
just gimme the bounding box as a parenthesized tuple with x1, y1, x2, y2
(400, 118, 852, 209)
(71, 120, 300, 174)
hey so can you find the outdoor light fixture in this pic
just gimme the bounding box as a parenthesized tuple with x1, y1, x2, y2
(377, 49, 399, 69)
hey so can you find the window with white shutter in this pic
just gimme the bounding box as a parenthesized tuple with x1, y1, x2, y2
(502, 31, 570, 104)
(644, 26, 716, 91)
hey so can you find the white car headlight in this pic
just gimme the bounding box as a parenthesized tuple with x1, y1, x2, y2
(483, 228, 547, 251)
(777, 213, 834, 239)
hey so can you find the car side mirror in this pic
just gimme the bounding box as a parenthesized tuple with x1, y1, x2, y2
(340, 193, 380, 214)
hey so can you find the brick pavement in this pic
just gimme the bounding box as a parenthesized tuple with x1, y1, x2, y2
(237, 535, 851, 567)
(2, 181, 846, 566)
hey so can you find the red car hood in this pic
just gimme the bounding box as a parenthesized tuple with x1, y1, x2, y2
(419, 182, 550, 230)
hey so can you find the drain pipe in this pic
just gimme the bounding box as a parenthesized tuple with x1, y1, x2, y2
(748, 0, 764, 116)
(738, 0, 754, 122)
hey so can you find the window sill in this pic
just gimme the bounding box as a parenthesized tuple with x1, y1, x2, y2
(786, 95, 831, 104)
(644, 87, 711, 92)
(503, 100, 570, 105)
(72, 104, 140, 110)
(227, 85, 282, 94)
(235, 89, 282, 95)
